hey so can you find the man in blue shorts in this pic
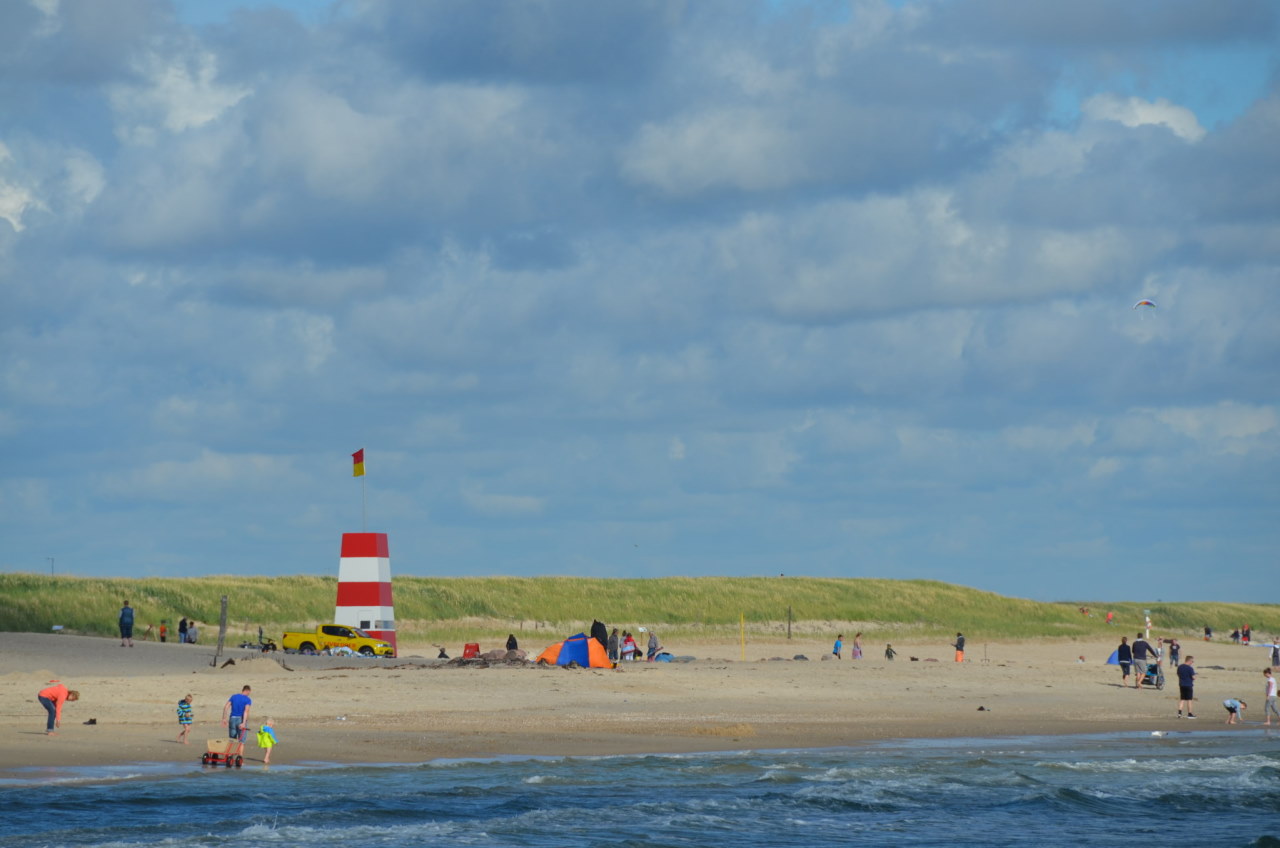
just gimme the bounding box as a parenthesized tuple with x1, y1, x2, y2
(221, 685, 253, 756)
(1176, 656, 1196, 718)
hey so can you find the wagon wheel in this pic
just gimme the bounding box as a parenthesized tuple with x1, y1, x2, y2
(235, 756, 243, 768)
(224, 756, 233, 767)
(201, 753, 209, 765)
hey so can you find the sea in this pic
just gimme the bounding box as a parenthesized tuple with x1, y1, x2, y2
(2, 731, 1276, 848)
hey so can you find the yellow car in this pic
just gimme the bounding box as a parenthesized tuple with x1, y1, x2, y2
(280, 625, 394, 657)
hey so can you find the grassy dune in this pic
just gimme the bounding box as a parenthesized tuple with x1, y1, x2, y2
(2, 573, 1275, 649)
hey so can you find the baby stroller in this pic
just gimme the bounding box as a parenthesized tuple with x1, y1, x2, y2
(1138, 661, 1165, 690)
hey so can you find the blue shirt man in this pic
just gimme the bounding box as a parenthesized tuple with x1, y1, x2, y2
(222, 685, 253, 753)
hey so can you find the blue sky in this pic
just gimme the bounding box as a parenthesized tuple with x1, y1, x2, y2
(2, 0, 1277, 602)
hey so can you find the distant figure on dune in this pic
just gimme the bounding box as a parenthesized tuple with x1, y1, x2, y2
(119, 600, 134, 648)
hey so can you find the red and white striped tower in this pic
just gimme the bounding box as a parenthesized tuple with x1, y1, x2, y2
(335, 532, 396, 655)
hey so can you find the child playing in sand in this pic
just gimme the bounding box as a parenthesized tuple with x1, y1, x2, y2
(176, 694, 194, 744)
(1223, 698, 1247, 725)
(257, 718, 279, 763)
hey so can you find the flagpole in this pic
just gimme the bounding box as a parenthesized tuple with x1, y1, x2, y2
(353, 448, 367, 531)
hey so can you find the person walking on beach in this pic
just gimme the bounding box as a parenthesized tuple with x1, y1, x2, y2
(1116, 636, 1134, 687)
(852, 633, 863, 660)
(833, 634, 843, 659)
(176, 694, 194, 744)
(952, 633, 965, 663)
(1168, 639, 1180, 668)
(607, 628, 619, 663)
(179, 618, 189, 643)
(159, 621, 168, 643)
(647, 630, 660, 661)
(187, 622, 199, 644)
(1132, 633, 1157, 689)
(37, 681, 79, 735)
(1264, 669, 1279, 726)
(119, 600, 135, 647)
(1176, 656, 1197, 718)
(222, 685, 253, 758)
(1223, 698, 1247, 725)
(1203, 625, 1212, 642)
(885, 643, 896, 661)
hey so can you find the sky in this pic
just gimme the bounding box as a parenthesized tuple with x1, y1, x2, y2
(2, 0, 1278, 603)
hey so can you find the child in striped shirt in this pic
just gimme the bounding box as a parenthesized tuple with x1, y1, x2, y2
(176, 694, 194, 744)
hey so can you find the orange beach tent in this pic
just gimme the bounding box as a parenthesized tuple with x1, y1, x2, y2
(535, 632, 613, 668)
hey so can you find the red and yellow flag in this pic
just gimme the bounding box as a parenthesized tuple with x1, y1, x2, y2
(352, 449, 365, 477)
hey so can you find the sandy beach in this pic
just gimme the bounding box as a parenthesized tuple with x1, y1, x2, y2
(1, 632, 1270, 775)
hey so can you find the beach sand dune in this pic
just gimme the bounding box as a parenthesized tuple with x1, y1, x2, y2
(0, 633, 1267, 773)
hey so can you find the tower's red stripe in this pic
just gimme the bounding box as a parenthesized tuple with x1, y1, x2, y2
(335, 582, 394, 607)
(340, 533, 389, 558)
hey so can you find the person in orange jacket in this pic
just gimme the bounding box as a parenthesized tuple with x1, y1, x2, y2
(38, 681, 80, 735)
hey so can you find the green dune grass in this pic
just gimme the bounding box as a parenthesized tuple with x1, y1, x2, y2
(2, 573, 1274, 649)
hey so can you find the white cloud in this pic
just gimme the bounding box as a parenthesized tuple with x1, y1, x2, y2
(98, 450, 295, 499)
(1002, 422, 1097, 453)
(108, 50, 249, 144)
(621, 108, 809, 195)
(0, 142, 39, 232)
(1083, 94, 1206, 143)
(461, 484, 545, 517)
(1153, 402, 1278, 455)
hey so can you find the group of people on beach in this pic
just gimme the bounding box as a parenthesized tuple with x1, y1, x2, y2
(119, 600, 200, 645)
(834, 633, 965, 663)
(1115, 630, 1277, 725)
(607, 627, 660, 662)
(831, 633, 865, 660)
(40, 679, 281, 763)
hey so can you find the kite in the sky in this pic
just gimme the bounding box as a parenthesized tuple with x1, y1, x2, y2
(1132, 299, 1156, 309)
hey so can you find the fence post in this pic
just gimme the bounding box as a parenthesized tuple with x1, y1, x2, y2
(212, 595, 228, 666)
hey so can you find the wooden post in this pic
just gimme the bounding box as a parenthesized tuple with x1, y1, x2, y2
(212, 595, 228, 666)
(787, 606, 792, 640)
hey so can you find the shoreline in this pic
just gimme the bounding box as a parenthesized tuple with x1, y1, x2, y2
(1, 632, 1271, 778)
